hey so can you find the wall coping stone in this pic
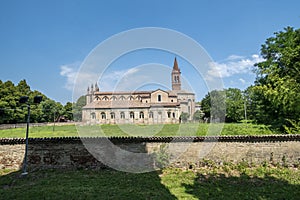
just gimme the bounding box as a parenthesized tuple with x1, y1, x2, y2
(0, 134, 300, 145)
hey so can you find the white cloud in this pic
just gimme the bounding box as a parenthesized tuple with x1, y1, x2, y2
(59, 62, 80, 90)
(239, 78, 246, 84)
(59, 62, 150, 97)
(99, 69, 128, 91)
(227, 55, 245, 61)
(207, 54, 264, 79)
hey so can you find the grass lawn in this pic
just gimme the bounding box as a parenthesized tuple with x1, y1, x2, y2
(0, 164, 299, 199)
(0, 123, 280, 138)
(0, 125, 78, 138)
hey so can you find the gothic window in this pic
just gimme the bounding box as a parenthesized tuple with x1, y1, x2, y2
(129, 96, 134, 100)
(149, 111, 153, 118)
(120, 112, 125, 119)
(101, 112, 106, 119)
(103, 96, 109, 101)
(110, 112, 115, 119)
(139, 112, 144, 119)
(91, 112, 96, 119)
(158, 94, 161, 102)
(174, 75, 179, 83)
(167, 111, 171, 118)
(95, 96, 100, 101)
(120, 96, 125, 101)
(130, 111, 135, 119)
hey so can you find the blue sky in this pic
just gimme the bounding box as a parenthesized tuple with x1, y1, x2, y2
(0, 0, 299, 104)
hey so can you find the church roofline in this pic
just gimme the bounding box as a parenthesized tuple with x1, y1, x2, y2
(82, 101, 179, 109)
(93, 91, 152, 95)
(92, 88, 179, 97)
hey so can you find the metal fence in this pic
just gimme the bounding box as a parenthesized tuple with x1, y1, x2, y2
(0, 122, 76, 130)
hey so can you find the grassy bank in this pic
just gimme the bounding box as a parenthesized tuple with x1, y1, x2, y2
(0, 164, 299, 199)
(0, 123, 280, 138)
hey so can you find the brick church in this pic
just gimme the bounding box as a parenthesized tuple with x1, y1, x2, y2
(82, 58, 195, 124)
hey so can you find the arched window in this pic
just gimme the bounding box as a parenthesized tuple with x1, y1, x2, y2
(111, 96, 117, 101)
(174, 75, 179, 83)
(158, 94, 161, 102)
(119, 96, 125, 101)
(110, 112, 115, 119)
(130, 111, 134, 119)
(101, 112, 106, 119)
(149, 111, 153, 118)
(139, 112, 144, 119)
(103, 96, 109, 101)
(129, 96, 134, 100)
(172, 112, 175, 118)
(167, 111, 171, 118)
(91, 112, 96, 119)
(120, 112, 125, 119)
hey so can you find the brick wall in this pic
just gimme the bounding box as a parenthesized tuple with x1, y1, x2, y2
(0, 144, 25, 170)
(0, 135, 299, 171)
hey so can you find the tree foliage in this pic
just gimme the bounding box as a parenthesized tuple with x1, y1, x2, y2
(201, 27, 300, 130)
(0, 79, 75, 124)
(201, 89, 241, 123)
(72, 95, 86, 121)
(180, 112, 189, 123)
(252, 27, 300, 129)
(201, 90, 226, 121)
(225, 88, 244, 122)
(193, 110, 204, 122)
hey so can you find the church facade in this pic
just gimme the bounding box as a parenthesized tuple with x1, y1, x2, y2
(82, 58, 195, 124)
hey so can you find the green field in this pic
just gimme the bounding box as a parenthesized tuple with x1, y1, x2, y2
(0, 163, 299, 199)
(0, 123, 280, 138)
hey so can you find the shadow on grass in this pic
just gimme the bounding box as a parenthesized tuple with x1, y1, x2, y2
(183, 172, 300, 200)
(0, 169, 176, 199)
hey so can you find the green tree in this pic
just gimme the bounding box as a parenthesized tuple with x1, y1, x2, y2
(201, 93, 211, 119)
(73, 96, 86, 121)
(63, 102, 73, 121)
(0, 81, 17, 123)
(16, 79, 31, 95)
(253, 27, 300, 129)
(0, 79, 80, 124)
(193, 110, 204, 122)
(180, 112, 189, 123)
(225, 88, 244, 122)
(201, 90, 226, 122)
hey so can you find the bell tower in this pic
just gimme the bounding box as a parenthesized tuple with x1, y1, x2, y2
(171, 57, 181, 90)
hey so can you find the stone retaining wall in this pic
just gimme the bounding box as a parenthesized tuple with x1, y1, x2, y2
(0, 135, 299, 170)
(0, 144, 25, 170)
